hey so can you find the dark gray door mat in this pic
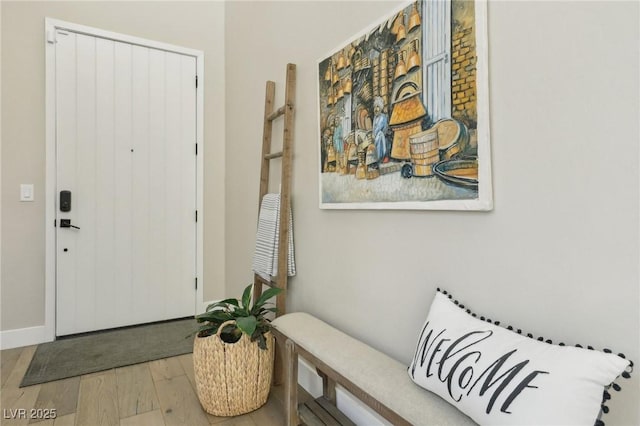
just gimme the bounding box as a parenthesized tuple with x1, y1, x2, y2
(20, 318, 198, 387)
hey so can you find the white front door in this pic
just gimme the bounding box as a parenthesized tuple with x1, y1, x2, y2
(55, 29, 197, 336)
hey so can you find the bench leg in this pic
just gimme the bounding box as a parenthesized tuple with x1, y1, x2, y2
(317, 369, 337, 405)
(285, 339, 299, 426)
(273, 331, 285, 386)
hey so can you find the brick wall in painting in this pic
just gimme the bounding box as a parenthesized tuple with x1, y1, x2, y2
(451, 0, 477, 130)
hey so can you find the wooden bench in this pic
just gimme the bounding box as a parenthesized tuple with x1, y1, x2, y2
(272, 312, 476, 426)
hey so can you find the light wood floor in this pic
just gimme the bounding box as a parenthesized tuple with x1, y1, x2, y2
(1, 345, 310, 426)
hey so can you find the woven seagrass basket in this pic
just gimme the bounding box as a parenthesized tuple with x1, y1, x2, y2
(193, 320, 275, 416)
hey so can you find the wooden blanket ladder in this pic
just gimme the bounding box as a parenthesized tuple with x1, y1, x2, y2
(252, 63, 296, 317)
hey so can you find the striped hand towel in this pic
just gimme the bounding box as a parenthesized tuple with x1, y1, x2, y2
(252, 193, 296, 281)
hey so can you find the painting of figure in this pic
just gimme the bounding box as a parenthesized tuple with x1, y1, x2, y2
(318, 0, 492, 210)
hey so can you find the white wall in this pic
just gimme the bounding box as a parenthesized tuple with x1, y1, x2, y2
(225, 1, 639, 424)
(1, 1, 226, 333)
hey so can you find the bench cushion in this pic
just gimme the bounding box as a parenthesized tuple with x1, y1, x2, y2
(272, 312, 476, 426)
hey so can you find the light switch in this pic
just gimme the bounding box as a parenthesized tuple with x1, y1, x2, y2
(20, 184, 34, 202)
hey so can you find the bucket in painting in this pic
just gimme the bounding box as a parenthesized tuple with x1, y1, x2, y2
(409, 129, 440, 177)
(436, 119, 469, 160)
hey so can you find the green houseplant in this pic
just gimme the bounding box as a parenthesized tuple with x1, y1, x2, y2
(192, 284, 282, 416)
(195, 284, 281, 348)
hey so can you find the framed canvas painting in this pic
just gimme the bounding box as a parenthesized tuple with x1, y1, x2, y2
(317, 0, 492, 210)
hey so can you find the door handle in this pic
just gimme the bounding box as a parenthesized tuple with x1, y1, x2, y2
(60, 219, 80, 229)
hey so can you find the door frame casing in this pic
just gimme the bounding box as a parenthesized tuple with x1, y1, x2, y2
(44, 18, 205, 341)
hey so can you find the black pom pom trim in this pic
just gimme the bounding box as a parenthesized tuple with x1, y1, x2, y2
(594, 420, 604, 426)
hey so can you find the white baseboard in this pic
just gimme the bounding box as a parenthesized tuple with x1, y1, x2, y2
(0, 325, 51, 350)
(296, 357, 391, 426)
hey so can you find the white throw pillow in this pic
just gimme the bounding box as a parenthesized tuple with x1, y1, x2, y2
(409, 290, 632, 426)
